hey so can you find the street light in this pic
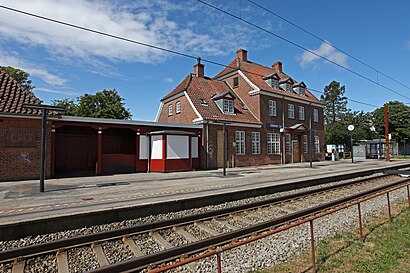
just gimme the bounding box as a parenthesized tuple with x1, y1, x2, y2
(348, 124, 354, 163)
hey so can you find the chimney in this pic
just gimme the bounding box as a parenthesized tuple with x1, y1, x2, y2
(236, 48, 248, 62)
(194, 57, 204, 78)
(272, 61, 282, 73)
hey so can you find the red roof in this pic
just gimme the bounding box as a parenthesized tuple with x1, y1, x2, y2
(215, 58, 322, 104)
(0, 68, 44, 115)
(163, 74, 260, 124)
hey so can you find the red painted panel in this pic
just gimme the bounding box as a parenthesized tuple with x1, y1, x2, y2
(165, 159, 190, 172)
(102, 154, 136, 174)
(136, 159, 148, 172)
(150, 159, 165, 172)
(55, 130, 97, 175)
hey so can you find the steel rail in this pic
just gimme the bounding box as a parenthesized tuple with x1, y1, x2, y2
(0, 173, 390, 263)
(147, 182, 410, 273)
(88, 178, 410, 273)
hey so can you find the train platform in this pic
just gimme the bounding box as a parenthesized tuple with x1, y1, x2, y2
(1, 159, 410, 240)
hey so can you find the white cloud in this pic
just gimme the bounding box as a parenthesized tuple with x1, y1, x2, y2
(0, 50, 67, 85)
(0, 0, 273, 69)
(35, 88, 79, 96)
(298, 41, 348, 69)
(164, 77, 173, 83)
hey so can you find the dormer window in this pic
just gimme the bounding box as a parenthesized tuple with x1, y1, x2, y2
(293, 82, 306, 96)
(262, 73, 280, 90)
(285, 83, 292, 93)
(223, 99, 234, 114)
(299, 87, 305, 96)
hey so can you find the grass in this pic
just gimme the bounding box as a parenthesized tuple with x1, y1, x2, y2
(252, 202, 410, 273)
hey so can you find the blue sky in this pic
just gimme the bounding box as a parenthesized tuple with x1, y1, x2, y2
(0, 0, 409, 121)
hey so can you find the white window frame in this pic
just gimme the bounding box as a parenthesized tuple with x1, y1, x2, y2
(299, 106, 305, 120)
(285, 134, 291, 154)
(168, 104, 173, 116)
(267, 133, 280, 154)
(313, 109, 319, 123)
(299, 87, 305, 96)
(176, 101, 181, 114)
(288, 104, 295, 119)
(271, 80, 279, 89)
(252, 132, 260, 155)
(223, 99, 234, 114)
(303, 135, 308, 154)
(269, 100, 277, 116)
(314, 135, 320, 153)
(235, 131, 245, 155)
(286, 83, 292, 93)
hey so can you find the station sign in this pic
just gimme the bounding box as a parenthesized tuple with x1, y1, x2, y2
(265, 123, 282, 129)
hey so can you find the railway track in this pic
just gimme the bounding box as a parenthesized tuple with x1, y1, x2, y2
(0, 174, 409, 272)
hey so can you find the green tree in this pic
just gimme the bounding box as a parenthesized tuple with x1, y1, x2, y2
(51, 98, 77, 116)
(321, 81, 349, 125)
(372, 101, 410, 143)
(52, 89, 132, 120)
(1, 66, 35, 91)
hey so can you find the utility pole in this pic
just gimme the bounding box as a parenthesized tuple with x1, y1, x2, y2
(384, 104, 390, 161)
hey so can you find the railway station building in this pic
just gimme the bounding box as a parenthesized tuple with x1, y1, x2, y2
(156, 49, 324, 169)
(0, 68, 201, 181)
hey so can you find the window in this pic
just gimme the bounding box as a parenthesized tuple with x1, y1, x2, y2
(299, 106, 305, 120)
(299, 87, 305, 96)
(272, 80, 279, 89)
(267, 133, 280, 154)
(313, 109, 319, 122)
(235, 131, 245, 155)
(223, 99, 234, 114)
(303, 135, 308, 153)
(252, 132, 260, 154)
(285, 134, 291, 154)
(233, 77, 239, 87)
(314, 135, 320, 153)
(286, 83, 292, 93)
(176, 101, 181, 114)
(288, 104, 294, 119)
(168, 104, 173, 116)
(269, 100, 277, 116)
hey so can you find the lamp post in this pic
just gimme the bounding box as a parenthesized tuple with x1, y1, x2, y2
(348, 124, 355, 163)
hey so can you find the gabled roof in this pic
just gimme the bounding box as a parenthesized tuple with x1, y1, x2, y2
(211, 91, 235, 100)
(214, 57, 322, 104)
(262, 72, 280, 80)
(0, 68, 45, 115)
(279, 77, 295, 84)
(293, 81, 306, 88)
(162, 74, 260, 124)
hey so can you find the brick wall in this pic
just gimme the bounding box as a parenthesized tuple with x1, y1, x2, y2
(157, 94, 198, 124)
(0, 116, 52, 181)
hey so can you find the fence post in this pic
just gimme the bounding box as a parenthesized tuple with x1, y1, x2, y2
(309, 220, 316, 273)
(217, 252, 222, 273)
(407, 185, 410, 208)
(357, 203, 364, 242)
(387, 192, 392, 222)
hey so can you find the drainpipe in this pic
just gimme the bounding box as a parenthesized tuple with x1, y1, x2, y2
(206, 121, 209, 170)
(309, 102, 313, 168)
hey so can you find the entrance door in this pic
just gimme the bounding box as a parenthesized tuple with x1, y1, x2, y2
(293, 139, 301, 163)
(217, 130, 224, 168)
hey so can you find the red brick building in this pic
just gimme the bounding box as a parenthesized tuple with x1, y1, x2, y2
(0, 68, 201, 181)
(157, 49, 324, 169)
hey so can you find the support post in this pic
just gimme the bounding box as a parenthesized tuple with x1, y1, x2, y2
(223, 123, 227, 176)
(358, 203, 363, 242)
(384, 104, 390, 161)
(407, 185, 410, 208)
(97, 128, 102, 175)
(309, 220, 316, 273)
(39, 109, 47, 192)
(387, 192, 392, 222)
